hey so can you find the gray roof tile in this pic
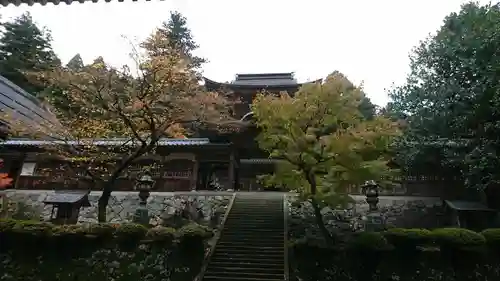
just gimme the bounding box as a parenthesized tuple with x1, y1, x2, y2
(0, 0, 151, 7)
(43, 190, 90, 205)
(0, 75, 64, 135)
(0, 138, 210, 147)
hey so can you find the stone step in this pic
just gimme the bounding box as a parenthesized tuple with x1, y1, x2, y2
(209, 260, 283, 269)
(213, 252, 284, 259)
(222, 229, 283, 233)
(215, 245, 284, 252)
(217, 240, 283, 247)
(220, 234, 283, 241)
(207, 263, 284, 273)
(223, 224, 282, 228)
(223, 221, 283, 225)
(227, 212, 282, 216)
(210, 255, 283, 264)
(204, 270, 284, 280)
(202, 196, 285, 281)
(221, 229, 284, 235)
(203, 275, 283, 281)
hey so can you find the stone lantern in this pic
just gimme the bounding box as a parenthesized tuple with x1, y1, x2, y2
(133, 170, 155, 225)
(361, 180, 379, 212)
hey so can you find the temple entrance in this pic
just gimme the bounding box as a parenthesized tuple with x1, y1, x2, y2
(198, 162, 233, 191)
(158, 153, 197, 191)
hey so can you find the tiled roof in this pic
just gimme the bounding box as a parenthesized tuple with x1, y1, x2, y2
(0, 75, 65, 136)
(0, 0, 153, 7)
(232, 73, 298, 87)
(0, 138, 210, 146)
(43, 190, 89, 205)
(444, 200, 495, 212)
(240, 158, 282, 164)
(204, 73, 320, 90)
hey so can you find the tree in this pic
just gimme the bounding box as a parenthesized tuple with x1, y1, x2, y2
(389, 2, 500, 192)
(252, 72, 400, 244)
(0, 12, 60, 95)
(156, 11, 206, 70)
(66, 54, 84, 71)
(6, 28, 235, 222)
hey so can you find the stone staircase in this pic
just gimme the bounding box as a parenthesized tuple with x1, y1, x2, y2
(202, 193, 286, 281)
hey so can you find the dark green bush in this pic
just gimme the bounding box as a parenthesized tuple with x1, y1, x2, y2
(146, 226, 176, 245)
(114, 223, 147, 239)
(481, 228, 500, 253)
(177, 222, 212, 240)
(0, 219, 213, 281)
(52, 224, 88, 243)
(349, 231, 391, 252)
(177, 223, 213, 252)
(383, 228, 433, 249)
(0, 219, 211, 254)
(0, 219, 17, 232)
(432, 228, 486, 252)
(87, 223, 117, 237)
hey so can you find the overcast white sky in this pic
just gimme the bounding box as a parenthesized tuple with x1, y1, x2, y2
(0, 0, 490, 106)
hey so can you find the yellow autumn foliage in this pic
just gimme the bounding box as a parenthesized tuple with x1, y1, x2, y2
(252, 71, 401, 202)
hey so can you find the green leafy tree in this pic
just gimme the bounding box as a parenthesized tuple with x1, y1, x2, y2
(66, 54, 84, 70)
(157, 11, 206, 70)
(252, 72, 400, 243)
(389, 2, 500, 193)
(0, 12, 60, 94)
(6, 29, 235, 222)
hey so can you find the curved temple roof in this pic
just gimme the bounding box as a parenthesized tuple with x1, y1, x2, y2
(0, 0, 153, 7)
(0, 75, 64, 137)
(204, 73, 321, 90)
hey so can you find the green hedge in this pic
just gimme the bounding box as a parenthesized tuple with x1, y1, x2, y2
(0, 219, 213, 281)
(0, 219, 213, 254)
(337, 227, 496, 253)
(292, 227, 500, 281)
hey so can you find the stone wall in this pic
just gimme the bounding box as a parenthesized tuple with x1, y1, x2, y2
(3, 190, 233, 225)
(288, 195, 444, 239)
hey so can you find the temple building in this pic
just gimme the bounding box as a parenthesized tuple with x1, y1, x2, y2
(0, 73, 317, 192)
(0, 75, 63, 138)
(0, 0, 146, 7)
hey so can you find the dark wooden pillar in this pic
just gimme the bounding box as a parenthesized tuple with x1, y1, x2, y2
(191, 159, 199, 190)
(228, 152, 234, 190)
(234, 162, 240, 191)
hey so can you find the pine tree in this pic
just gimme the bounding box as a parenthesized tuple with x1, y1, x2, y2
(158, 11, 206, 69)
(0, 12, 60, 95)
(66, 54, 84, 70)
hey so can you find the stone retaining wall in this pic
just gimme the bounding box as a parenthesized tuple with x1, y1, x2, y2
(2, 190, 233, 225)
(288, 195, 444, 238)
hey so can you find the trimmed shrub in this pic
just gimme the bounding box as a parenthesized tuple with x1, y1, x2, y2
(52, 224, 88, 242)
(87, 223, 117, 237)
(146, 226, 176, 246)
(383, 228, 433, 249)
(0, 219, 215, 281)
(349, 231, 391, 252)
(0, 219, 211, 254)
(481, 228, 500, 253)
(177, 223, 212, 240)
(114, 223, 148, 249)
(177, 223, 213, 252)
(431, 228, 486, 256)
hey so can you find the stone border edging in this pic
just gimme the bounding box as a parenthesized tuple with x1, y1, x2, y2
(193, 192, 237, 281)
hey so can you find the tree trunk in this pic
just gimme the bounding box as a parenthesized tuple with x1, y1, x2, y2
(95, 140, 157, 222)
(310, 197, 334, 246)
(306, 172, 334, 246)
(97, 185, 111, 222)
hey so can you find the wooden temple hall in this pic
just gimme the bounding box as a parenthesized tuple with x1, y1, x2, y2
(0, 73, 317, 192)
